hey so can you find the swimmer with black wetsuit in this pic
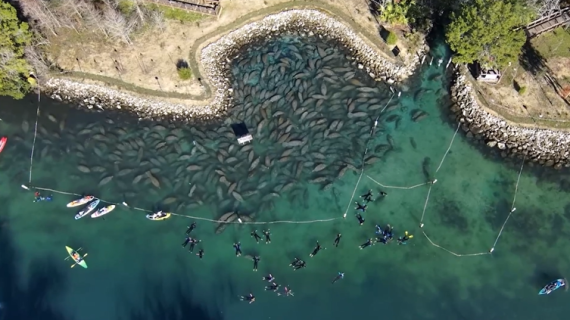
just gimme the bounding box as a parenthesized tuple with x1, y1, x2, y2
(309, 241, 322, 257)
(265, 282, 280, 292)
(293, 260, 306, 271)
(233, 242, 242, 257)
(263, 274, 275, 282)
(333, 233, 342, 247)
(356, 213, 365, 225)
(186, 222, 197, 235)
(239, 293, 255, 304)
(252, 256, 260, 271)
(262, 229, 271, 244)
(360, 190, 374, 203)
(196, 249, 204, 259)
(251, 230, 262, 243)
(189, 238, 200, 252)
(182, 236, 191, 248)
(359, 238, 374, 249)
(355, 202, 367, 212)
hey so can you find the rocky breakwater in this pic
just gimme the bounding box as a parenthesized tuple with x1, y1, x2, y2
(43, 9, 425, 121)
(450, 68, 570, 169)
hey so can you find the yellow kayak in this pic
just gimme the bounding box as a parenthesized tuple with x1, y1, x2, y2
(146, 211, 171, 221)
(65, 246, 87, 268)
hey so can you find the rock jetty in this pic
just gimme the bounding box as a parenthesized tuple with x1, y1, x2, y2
(43, 9, 425, 120)
(450, 66, 570, 168)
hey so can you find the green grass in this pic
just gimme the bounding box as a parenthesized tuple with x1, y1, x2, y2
(145, 3, 205, 23)
(177, 67, 192, 80)
(531, 27, 570, 59)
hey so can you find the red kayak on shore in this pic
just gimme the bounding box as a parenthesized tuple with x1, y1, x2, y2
(0, 137, 7, 154)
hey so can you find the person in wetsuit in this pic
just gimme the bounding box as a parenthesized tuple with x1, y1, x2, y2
(375, 225, 383, 235)
(189, 238, 200, 252)
(252, 256, 260, 271)
(360, 190, 374, 203)
(356, 213, 365, 225)
(182, 236, 192, 248)
(332, 272, 345, 284)
(278, 286, 294, 297)
(262, 229, 271, 244)
(263, 274, 275, 282)
(240, 293, 255, 304)
(309, 241, 322, 257)
(186, 222, 197, 235)
(379, 191, 387, 197)
(359, 238, 374, 249)
(265, 282, 280, 292)
(333, 233, 342, 247)
(233, 242, 242, 257)
(289, 258, 302, 268)
(355, 202, 367, 212)
(293, 260, 306, 271)
(251, 230, 262, 243)
(33, 192, 53, 202)
(397, 231, 413, 245)
(196, 249, 204, 259)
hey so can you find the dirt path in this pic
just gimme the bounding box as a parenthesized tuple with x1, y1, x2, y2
(47, 0, 403, 107)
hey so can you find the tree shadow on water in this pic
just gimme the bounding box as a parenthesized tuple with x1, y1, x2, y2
(0, 217, 71, 320)
(119, 272, 224, 320)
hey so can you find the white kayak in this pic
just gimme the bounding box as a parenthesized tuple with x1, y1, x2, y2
(75, 199, 100, 220)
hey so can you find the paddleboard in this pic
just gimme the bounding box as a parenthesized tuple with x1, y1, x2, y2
(539, 278, 566, 295)
(146, 211, 171, 221)
(65, 246, 87, 268)
(75, 199, 100, 220)
(91, 205, 116, 218)
(67, 195, 95, 208)
(0, 136, 7, 154)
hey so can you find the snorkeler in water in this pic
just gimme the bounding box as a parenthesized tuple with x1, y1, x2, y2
(233, 242, 242, 257)
(252, 256, 260, 271)
(333, 233, 342, 247)
(379, 191, 387, 197)
(359, 238, 374, 249)
(265, 282, 280, 292)
(332, 272, 345, 284)
(360, 190, 374, 203)
(251, 230, 262, 243)
(262, 229, 271, 244)
(293, 260, 306, 271)
(263, 274, 275, 282)
(196, 249, 204, 259)
(289, 257, 301, 267)
(186, 222, 197, 235)
(278, 286, 294, 297)
(397, 231, 414, 245)
(189, 238, 200, 252)
(384, 224, 394, 241)
(355, 202, 367, 212)
(182, 236, 191, 248)
(356, 213, 365, 225)
(239, 293, 255, 304)
(375, 224, 382, 235)
(309, 241, 323, 257)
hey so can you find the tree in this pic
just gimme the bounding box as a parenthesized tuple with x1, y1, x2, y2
(445, 0, 533, 69)
(0, 2, 32, 100)
(526, 0, 560, 19)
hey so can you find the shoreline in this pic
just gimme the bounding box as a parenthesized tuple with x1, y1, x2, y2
(450, 65, 570, 168)
(43, 9, 426, 122)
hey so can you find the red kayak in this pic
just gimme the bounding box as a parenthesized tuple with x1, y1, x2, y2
(0, 137, 7, 154)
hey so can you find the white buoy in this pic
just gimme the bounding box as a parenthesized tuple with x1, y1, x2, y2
(343, 213, 347, 218)
(511, 208, 516, 213)
(398, 91, 401, 97)
(420, 223, 424, 228)
(21, 185, 29, 190)
(122, 202, 129, 207)
(237, 218, 243, 223)
(489, 248, 495, 253)
(433, 179, 438, 184)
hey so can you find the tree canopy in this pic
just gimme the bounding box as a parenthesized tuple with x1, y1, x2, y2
(0, 2, 32, 100)
(445, 0, 533, 69)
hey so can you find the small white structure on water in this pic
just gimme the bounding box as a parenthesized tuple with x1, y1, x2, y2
(231, 122, 253, 145)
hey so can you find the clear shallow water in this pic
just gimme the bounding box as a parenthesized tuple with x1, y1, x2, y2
(1, 34, 570, 320)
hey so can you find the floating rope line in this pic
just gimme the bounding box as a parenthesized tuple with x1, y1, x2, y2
(343, 91, 396, 218)
(28, 86, 41, 184)
(489, 156, 526, 253)
(435, 122, 460, 174)
(366, 175, 428, 190)
(32, 186, 341, 225)
(421, 231, 489, 257)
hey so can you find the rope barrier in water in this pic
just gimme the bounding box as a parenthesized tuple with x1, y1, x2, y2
(28, 86, 41, 184)
(366, 175, 428, 190)
(436, 122, 460, 174)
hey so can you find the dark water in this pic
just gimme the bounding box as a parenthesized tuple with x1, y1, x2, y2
(1, 32, 570, 320)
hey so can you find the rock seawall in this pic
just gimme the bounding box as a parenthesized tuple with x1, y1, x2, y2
(44, 9, 426, 120)
(450, 67, 570, 169)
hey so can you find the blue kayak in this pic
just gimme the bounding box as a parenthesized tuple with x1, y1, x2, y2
(539, 278, 566, 295)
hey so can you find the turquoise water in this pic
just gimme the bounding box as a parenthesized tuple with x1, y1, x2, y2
(1, 33, 570, 320)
